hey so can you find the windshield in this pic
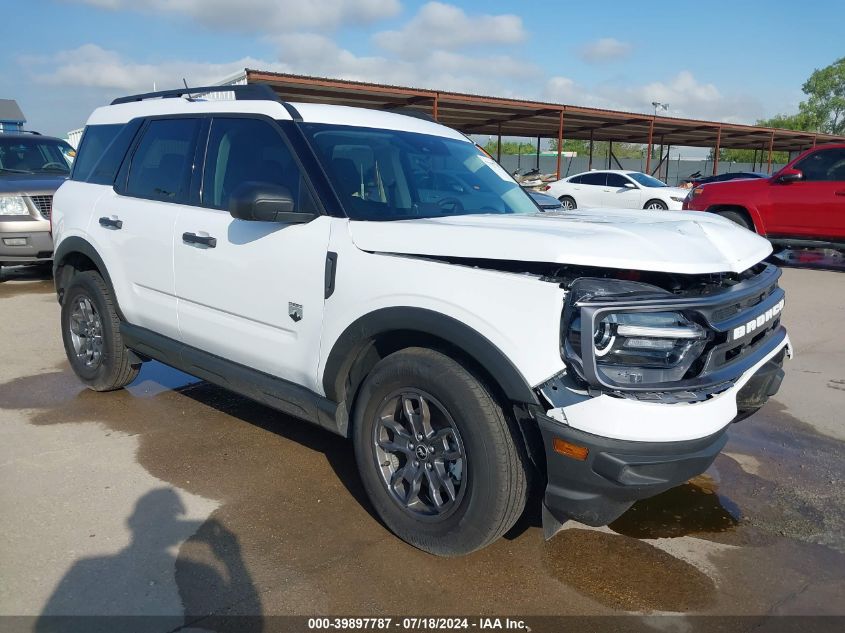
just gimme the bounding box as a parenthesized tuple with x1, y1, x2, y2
(0, 137, 74, 175)
(628, 172, 667, 188)
(302, 124, 538, 220)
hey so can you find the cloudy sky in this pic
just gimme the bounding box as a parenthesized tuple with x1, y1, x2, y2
(2, 0, 843, 138)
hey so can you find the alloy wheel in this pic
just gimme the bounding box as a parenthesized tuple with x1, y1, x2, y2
(68, 295, 104, 368)
(372, 390, 466, 520)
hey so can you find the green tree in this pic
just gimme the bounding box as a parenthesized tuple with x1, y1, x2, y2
(799, 57, 845, 134)
(709, 113, 811, 164)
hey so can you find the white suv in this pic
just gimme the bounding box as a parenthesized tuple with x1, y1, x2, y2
(52, 86, 791, 556)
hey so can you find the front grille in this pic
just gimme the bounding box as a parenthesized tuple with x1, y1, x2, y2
(29, 195, 53, 219)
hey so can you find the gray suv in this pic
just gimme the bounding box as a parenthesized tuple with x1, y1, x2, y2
(0, 132, 74, 272)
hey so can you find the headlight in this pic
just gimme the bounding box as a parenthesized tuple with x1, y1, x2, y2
(562, 278, 712, 390)
(689, 186, 704, 198)
(0, 196, 29, 216)
(670, 196, 685, 202)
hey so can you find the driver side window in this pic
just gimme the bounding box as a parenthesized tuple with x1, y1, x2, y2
(795, 148, 845, 182)
(202, 117, 316, 212)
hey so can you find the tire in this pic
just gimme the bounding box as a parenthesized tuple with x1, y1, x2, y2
(352, 347, 528, 556)
(715, 209, 753, 231)
(61, 270, 140, 391)
(558, 195, 577, 210)
(644, 199, 668, 210)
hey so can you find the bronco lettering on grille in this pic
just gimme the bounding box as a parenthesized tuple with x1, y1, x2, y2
(731, 298, 784, 341)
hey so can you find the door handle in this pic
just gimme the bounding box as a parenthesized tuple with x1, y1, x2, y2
(182, 232, 217, 248)
(99, 216, 123, 229)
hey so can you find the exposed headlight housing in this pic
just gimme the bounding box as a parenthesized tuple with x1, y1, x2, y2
(0, 196, 29, 216)
(562, 278, 713, 390)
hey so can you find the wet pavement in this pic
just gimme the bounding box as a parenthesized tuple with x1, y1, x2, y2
(0, 260, 844, 628)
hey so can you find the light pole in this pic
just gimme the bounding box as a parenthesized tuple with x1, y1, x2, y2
(652, 101, 669, 117)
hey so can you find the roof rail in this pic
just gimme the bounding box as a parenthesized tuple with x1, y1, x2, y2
(110, 83, 279, 105)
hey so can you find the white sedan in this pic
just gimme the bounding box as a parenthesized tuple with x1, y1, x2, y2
(544, 169, 689, 211)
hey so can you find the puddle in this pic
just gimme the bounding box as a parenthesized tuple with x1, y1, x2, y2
(609, 475, 740, 539)
(544, 528, 716, 612)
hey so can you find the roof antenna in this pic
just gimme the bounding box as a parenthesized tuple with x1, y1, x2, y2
(182, 78, 194, 101)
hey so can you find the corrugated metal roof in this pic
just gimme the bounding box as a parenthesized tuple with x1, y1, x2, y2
(244, 70, 845, 153)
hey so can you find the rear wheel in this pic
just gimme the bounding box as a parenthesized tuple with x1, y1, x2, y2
(352, 347, 528, 556)
(558, 195, 576, 210)
(61, 270, 140, 391)
(715, 209, 753, 231)
(644, 199, 668, 210)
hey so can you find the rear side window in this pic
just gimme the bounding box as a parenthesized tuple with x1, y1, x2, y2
(72, 124, 123, 182)
(125, 118, 200, 203)
(568, 175, 582, 184)
(580, 172, 607, 186)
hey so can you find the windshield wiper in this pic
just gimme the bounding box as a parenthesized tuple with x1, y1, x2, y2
(0, 167, 34, 174)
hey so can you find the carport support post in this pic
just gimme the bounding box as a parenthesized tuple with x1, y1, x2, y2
(645, 118, 654, 173)
(665, 144, 672, 182)
(555, 110, 564, 179)
(496, 123, 502, 162)
(588, 130, 594, 170)
(713, 126, 722, 175)
(766, 131, 775, 174)
(432, 93, 439, 121)
(607, 140, 613, 169)
(536, 136, 541, 171)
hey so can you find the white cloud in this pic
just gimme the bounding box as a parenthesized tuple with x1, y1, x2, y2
(24, 44, 285, 92)
(373, 2, 526, 57)
(578, 38, 632, 64)
(544, 71, 764, 123)
(71, 0, 401, 32)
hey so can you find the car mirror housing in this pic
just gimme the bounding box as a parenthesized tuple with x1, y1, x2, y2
(228, 182, 317, 224)
(775, 168, 803, 184)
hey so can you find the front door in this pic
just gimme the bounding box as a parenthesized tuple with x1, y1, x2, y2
(602, 172, 643, 209)
(173, 116, 331, 391)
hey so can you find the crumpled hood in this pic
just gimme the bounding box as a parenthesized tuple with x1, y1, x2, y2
(349, 208, 773, 274)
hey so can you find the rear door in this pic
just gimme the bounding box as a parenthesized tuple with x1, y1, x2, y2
(173, 115, 331, 390)
(570, 171, 607, 207)
(602, 172, 642, 209)
(93, 117, 201, 339)
(766, 147, 845, 240)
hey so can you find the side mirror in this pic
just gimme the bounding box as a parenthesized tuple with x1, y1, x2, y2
(228, 182, 317, 224)
(775, 168, 803, 184)
(623, 182, 637, 189)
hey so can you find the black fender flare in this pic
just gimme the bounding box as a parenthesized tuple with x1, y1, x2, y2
(52, 236, 121, 313)
(322, 307, 539, 406)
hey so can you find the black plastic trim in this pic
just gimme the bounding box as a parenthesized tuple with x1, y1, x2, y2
(52, 236, 123, 317)
(538, 416, 729, 526)
(322, 307, 539, 406)
(110, 84, 279, 105)
(324, 251, 338, 299)
(120, 322, 344, 436)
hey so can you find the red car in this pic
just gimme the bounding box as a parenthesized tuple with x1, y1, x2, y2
(683, 143, 845, 250)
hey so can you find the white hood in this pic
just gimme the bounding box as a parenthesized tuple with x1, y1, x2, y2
(348, 208, 773, 274)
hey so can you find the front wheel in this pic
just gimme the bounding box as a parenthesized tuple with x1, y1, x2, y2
(61, 270, 140, 391)
(715, 210, 753, 231)
(352, 348, 528, 556)
(558, 195, 577, 210)
(644, 199, 668, 210)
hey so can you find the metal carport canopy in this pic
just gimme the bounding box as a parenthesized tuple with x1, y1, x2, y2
(244, 69, 845, 173)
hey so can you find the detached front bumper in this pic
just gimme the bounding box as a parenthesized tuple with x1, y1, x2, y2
(539, 334, 789, 530)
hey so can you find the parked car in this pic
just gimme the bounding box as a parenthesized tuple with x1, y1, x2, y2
(683, 144, 845, 250)
(683, 171, 767, 188)
(52, 85, 790, 556)
(0, 132, 74, 272)
(544, 169, 688, 210)
(525, 189, 563, 210)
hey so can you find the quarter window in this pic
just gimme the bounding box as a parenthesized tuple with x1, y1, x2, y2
(202, 117, 316, 212)
(72, 124, 123, 182)
(125, 118, 200, 203)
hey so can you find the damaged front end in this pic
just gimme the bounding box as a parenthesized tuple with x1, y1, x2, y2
(532, 261, 790, 537)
